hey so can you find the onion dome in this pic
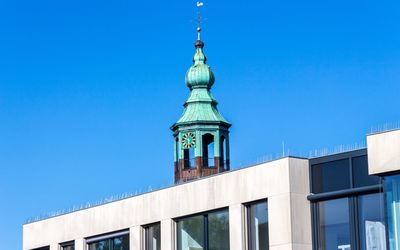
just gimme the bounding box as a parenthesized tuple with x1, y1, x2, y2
(185, 40, 215, 89)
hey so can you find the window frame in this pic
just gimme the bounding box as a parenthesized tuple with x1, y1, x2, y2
(308, 149, 384, 250)
(31, 247, 50, 250)
(60, 241, 75, 250)
(245, 199, 269, 250)
(174, 207, 230, 250)
(86, 229, 129, 250)
(142, 222, 161, 250)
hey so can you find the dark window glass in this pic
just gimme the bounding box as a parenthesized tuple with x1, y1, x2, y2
(61, 244, 74, 250)
(352, 156, 380, 188)
(358, 193, 386, 250)
(248, 201, 268, 250)
(145, 223, 161, 250)
(176, 209, 229, 250)
(88, 240, 110, 250)
(113, 235, 129, 250)
(88, 234, 129, 250)
(318, 198, 351, 250)
(208, 210, 230, 250)
(32, 247, 50, 250)
(177, 215, 205, 250)
(312, 159, 350, 193)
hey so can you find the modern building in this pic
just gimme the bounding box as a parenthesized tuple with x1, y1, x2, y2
(23, 24, 400, 250)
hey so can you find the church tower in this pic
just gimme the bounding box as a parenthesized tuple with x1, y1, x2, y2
(171, 22, 231, 183)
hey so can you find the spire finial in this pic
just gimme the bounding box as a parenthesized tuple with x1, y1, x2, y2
(196, 1, 204, 41)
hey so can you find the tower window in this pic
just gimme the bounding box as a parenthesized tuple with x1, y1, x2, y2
(202, 133, 215, 167)
(183, 148, 195, 169)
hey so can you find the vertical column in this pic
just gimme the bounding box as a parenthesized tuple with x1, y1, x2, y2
(50, 243, 58, 250)
(74, 238, 85, 250)
(130, 226, 141, 250)
(161, 219, 174, 250)
(229, 204, 245, 250)
(225, 134, 230, 170)
(214, 130, 220, 158)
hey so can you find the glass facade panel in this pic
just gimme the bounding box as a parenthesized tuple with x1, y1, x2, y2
(318, 198, 351, 250)
(312, 159, 350, 193)
(208, 210, 230, 250)
(248, 201, 268, 250)
(177, 215, 205, 250)
(352, 156, 380, 188)
(358, 193, 386, 250)
(384, 175, 400, 250)
(145, 223, 161, 250)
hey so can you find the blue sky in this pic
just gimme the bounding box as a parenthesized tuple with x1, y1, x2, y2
(0, 0, 399, 249)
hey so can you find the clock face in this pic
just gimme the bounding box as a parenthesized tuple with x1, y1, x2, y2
(181, 132, 196, 149)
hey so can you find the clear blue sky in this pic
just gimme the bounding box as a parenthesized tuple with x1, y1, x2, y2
(0, 0, 399, 249)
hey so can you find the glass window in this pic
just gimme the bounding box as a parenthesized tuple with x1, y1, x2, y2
(61, 242, 74, 250)
(318, 198, 351, 250)
(145, 223, 161, 250)
(358, 193, 386, 250)
(384, 175, 400, 250)
(247, 201, 268, 250)
(88, 240, 110, 250)
(177, 215, 205, 250)
(352, 156, 380, 188)
(176, 209, 229, 250)
(208, 210, 230, 250)
(312, 159, 350, 193)
(88, 234, 129, 250)
(32, 247, 49, 250)
(113, 235, 129, 250)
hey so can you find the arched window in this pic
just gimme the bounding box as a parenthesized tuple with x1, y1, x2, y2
(202, 133, 215, 167)
(183, 148, 195, 169)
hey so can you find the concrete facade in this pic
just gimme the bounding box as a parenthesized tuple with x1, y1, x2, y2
(367, 129, 400, 175)
(23, 157, 311, 250)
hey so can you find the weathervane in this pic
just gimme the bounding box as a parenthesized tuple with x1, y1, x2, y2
(196, 1, 204, 40)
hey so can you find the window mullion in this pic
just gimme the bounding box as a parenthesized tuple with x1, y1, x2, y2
(204, 214, 209, 250)
(349, 197, 359, 250)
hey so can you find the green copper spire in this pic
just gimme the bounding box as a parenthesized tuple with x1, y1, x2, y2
(172, 2, 231, 183)
(185, 40, 215, 89)
(173, 39, 230, 126)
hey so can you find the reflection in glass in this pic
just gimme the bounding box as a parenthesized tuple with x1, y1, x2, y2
(88, 234, 129, 250)
(318, 198, 351, 250)
(88, 240, 110, 250)
(113, 235, 129, 250)
(312, 159, 350, 193)
(208, 210, 230, 250)
(248, 201, 268, 250)
(61, 245, 74, 250)
(358, 193, 386, 250)
(176, 210, 230, 250)
(384, 175, 400, 250)
(352, 156, 380, 188)
(177, 215, 205, 250)
(145, 223, 161, 250)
